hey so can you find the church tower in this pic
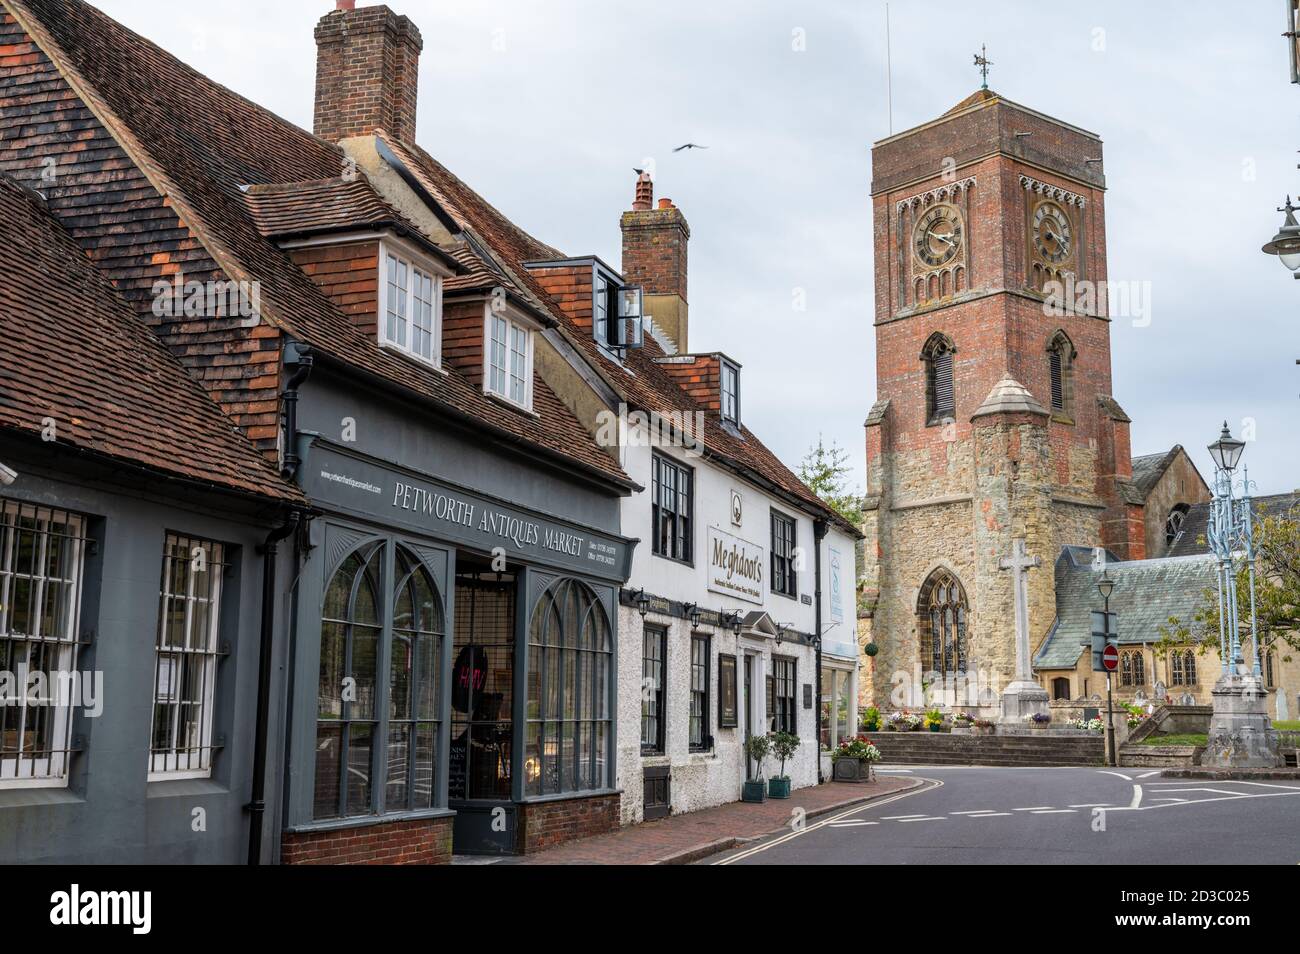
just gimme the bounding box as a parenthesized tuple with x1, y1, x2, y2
(860, 88, 1142, 711)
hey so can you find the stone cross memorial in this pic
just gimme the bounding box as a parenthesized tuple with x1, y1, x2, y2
(998, 538, 1050, 724)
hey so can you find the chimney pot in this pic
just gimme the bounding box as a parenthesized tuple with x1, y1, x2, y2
(657, 197, 674, 210)
(336, 0, 356, 10)
(632, 171, 653, 212)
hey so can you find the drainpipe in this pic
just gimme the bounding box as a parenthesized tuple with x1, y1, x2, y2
(248, 510, 300, 865)
(281, 343, 315, 479)
(813, 518, 827, 785)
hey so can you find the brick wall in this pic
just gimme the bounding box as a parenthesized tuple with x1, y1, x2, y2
(281, 816, 453, 865)
(515, 793, 619, 854)
(528, 262, 595, 330)
(442, 297, 486, 386)
(314, 6, 422, 145)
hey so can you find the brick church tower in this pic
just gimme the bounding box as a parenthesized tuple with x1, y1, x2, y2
(860, 89, 1142, 711)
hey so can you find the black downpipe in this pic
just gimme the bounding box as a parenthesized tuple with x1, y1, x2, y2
(813, 518, 828, 785)
(280, 347, 314, 480)
(248, 511, 300, 865)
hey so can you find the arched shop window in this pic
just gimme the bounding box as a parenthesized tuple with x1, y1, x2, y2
(314, 541, 444, 819)
(524, 578, 613, 796)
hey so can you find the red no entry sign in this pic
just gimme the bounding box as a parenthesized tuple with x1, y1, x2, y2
(1101, 644, 1119, 671)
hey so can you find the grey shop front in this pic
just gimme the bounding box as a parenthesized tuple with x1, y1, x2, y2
(280, 439, 633, 856)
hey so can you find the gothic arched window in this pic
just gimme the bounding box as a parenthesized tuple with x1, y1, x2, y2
(1170, 648, 1196, 686)
(315, 540, 445, 820)
(922, 333, 956, 426)
(1164, 504, 1190, 548)
(917, 568, 968, 677)
(1120, 649, 1145, 688)
(525, 578, 613, 797)
(1264, 650, 1276, 689)
(1046, 330, 1076, 418)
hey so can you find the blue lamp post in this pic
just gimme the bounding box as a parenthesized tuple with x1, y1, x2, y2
(1205, 423, 1262, 680)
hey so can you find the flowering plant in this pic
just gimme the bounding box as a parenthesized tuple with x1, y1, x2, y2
(1069, 717, 1104, 732)
(832, 735, 882, 763)
(886, 710, 923, 730)
(1123, 702, 1149, 730)
(1024, 712, 1052, 724)
(951, 711, 976, 725)
(923, 708, 945, 729)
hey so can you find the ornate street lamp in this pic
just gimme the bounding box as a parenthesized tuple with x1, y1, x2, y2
(1261, 198, 1300, 273)
(1202, 422, 1280, 767)
(1097, 572, 1116, 767)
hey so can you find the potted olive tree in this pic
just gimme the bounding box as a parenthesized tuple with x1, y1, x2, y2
(743, 734, 770, 803)
(767, 731, 800, 799)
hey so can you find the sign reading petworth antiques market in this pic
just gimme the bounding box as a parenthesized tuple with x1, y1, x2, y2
(302, 440, 633, 582)
(706, 525, 765, 604)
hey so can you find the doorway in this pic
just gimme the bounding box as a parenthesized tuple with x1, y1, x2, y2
(743, 653, 754, 780)
(448, 566, 516, 854)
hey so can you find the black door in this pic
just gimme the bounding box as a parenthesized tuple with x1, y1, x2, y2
(448, 571, 516, 854)
(743, 654, 754, 780)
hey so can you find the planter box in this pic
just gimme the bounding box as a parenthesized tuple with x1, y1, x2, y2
(768, 777, 792, 799)
(742, 779, 767, 803)
(951, 726, 972, 735)
(972, 725, 996, 736)
(832, 757, 876, 783)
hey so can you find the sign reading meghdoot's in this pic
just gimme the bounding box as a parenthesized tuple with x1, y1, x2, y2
(304, 442, 631, 582)
(707, 526, 765, 604)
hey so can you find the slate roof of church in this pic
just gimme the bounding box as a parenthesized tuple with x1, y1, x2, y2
(1166, 492, 1300, 558)
(1034, 547, 1218, 670)
(1, 0, 631, 489)
(0, 175, 301, 502)
(376, 133, 861, 536)
(1130, 447, 1179, 499)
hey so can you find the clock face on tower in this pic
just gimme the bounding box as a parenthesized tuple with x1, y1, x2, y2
(912, 204, 963, 269)
(1031, 200, 1073, 264)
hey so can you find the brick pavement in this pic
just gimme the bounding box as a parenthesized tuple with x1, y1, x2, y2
(505, 776, 920, 865)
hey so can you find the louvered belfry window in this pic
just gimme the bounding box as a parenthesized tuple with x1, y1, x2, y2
(924, 334, 955, 425)
(1049, 349, 1064, 411)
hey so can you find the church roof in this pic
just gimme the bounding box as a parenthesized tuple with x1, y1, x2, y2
(944, 88, 1000, 115)
(1165, 492, 1300, 558)
(971, 377, 1047, 418)
(1034, 549, 1219, 671)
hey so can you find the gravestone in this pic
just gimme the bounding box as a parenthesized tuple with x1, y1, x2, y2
(1278, 692, 1290, 722)
(1179, 692, 1195, 707)
(1153, 680, 1167, 701)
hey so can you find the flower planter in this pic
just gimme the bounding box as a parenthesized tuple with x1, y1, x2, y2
(832, 757, 876, 783)
(862, 723, 879, 733)
(928, 723, 941, 733)
(742, 779, 767, 803)
(767, 777, 792, 799)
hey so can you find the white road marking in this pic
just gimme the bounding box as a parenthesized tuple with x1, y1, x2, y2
(713, 779, 943, 865)
(1099, 770, 1133, 781)
(880, 814, 927, 820)
(1030, 809, 1075, 814)
(1230, 780, 1300, 791)
(951, 810, 998, 815)
(965, 812, 1012, 817)
(1068, 803, 1111, 808)
(827, 820, 879, 827)
(1136, 770, 1161, 778)
(1151, 796, 1188, 803)
(1013, 806, 1056, 811)
(898, 816, 945, 822)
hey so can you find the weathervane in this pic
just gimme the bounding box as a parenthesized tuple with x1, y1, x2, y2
(974, 44, 993, 90)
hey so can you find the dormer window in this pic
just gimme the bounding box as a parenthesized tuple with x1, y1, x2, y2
(594, 267, 642, 353)
(721, 359, 740, 425)
(483, 302, 535, 410)
(381, 242, 444, 368)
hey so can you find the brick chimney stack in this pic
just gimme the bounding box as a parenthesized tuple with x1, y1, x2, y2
(314, 3, 423, 145)
(621, 172, 691, 352)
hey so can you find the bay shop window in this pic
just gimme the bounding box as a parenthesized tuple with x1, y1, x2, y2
(312, 537, 615, 821)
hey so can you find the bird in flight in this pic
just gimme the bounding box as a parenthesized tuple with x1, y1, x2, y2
(672, 143, 709, 152)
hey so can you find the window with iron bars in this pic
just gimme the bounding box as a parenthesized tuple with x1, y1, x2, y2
(0, 499, 88, 788)
(149, 533, 225, 779)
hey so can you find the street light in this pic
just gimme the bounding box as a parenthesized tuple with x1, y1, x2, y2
(1261, 197, 1300, 272)
(1207, 421, 1246, 473)
(1097, 572, 1116, 767)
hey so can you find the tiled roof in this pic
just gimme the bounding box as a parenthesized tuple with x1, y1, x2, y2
(1035, 547, 1218, 670)
(241, 177, 403, 238)
(4, 0, 630, 488)
(378, 134, 861, 536)
(0, 176, 300, 502)
(1166, 492, 1300, 558)
(1130, 447, 1178, 499)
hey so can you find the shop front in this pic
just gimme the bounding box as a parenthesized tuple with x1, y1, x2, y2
(280, 437, 633, 860)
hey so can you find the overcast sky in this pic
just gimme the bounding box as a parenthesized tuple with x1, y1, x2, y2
(97, 0, 1300, 497)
